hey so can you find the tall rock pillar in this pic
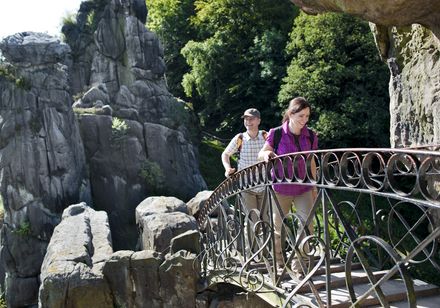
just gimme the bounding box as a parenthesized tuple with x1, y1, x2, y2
(0, 32, 91, 307)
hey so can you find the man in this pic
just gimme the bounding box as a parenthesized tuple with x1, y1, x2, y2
(221, 108, 267, 212)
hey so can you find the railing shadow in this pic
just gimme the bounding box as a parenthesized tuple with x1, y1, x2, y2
(197, 148, 440, 307)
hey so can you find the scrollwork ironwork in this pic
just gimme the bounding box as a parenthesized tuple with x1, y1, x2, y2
(197, 148, 440, 307)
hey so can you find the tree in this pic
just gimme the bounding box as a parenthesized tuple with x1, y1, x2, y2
(279, 12, 390, 148)
(181, 0, 298, 136)
(146, 0, 198, 99)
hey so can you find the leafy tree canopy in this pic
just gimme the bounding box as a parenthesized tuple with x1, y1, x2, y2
(279, 12, 390, 148)
(182, 0, 298, 137)
(146, 0, 197, 98)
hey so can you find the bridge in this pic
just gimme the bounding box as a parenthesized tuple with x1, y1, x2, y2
(196, 147, 440, 307)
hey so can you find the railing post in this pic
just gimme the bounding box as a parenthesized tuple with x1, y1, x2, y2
(322, 188, 332, 307)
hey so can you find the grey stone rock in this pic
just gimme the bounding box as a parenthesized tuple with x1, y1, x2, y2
(77, 114, 148, 250)
(170, 230, 201, 255)
(131, 250, 164, 307)
(63, 0, 206, 250)
(81, 84, 110, 107)
(0, 31, 90, 306)
(102, 250, 135, 307)
(290, 0, 440, 29)
(39, 203, 113, 308)
(144, 123, 207, 200)
(139, 212, 198, 253)
(187, 190, 213, 219)
(0, 32, 71, 66)
(103, 250, 165, 308)
(135, 196, 188, 224)
(159, 251, 199, 308)
(5, 275, 39, 308)
(101, 104, 113, 115)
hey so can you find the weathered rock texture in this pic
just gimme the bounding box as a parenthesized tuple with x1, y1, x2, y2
(64, 0, 206, 249)
(0, 32, 90, 307)
(290, 0, 440, 147)
(136, 196, 198, 253)
(290, 0, 440, 30)
(39, 203, 113, 307)
(0, 0, 208, 303)
(39, 201, 201, 308)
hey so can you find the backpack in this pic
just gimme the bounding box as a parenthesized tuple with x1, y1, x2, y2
(236, 130, 268, 152)
(272, 126, 315, 153)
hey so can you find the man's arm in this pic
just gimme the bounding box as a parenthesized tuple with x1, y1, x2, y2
(222, 135, 239, 177)
(221, 152, 236, 177)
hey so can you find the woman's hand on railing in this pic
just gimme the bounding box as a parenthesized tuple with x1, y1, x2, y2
(261, 150, 277, 162)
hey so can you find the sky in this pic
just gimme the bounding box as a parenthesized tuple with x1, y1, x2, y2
(0, 0, 84, 40)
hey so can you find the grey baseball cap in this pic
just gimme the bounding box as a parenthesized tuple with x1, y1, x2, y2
(241, 108, 261, 118)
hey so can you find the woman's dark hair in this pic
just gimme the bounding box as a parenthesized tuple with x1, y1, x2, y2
(282, 97, 311, 123)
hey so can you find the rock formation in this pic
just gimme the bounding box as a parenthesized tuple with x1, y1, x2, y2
(0, 32, 91, 307)
(39, 201, 201, 308)
(38, 203, 113, 307)
(289, 0, 440, 30)
(136, 196, 197, 253)
(0, 0, 207, 304)
(289, 0, 440, 147)
(39, 197, 266, 308)
(63, 0, 206, 250)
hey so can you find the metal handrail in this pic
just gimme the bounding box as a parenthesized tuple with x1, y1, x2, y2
(197, 148, 440, 307)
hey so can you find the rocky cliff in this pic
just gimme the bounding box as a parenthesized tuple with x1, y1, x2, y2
(64, 0, 206, 250)
(290, 0, 440, 147)
(0, 32, 91, 307)
(0, 0, 207, 305)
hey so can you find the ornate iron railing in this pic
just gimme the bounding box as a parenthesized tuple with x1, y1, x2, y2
(197, 148, 440, 307)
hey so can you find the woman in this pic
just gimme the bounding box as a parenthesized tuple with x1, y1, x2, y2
(258, 97, 318, 272)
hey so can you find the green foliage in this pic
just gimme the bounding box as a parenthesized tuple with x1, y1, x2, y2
(169, 98, 200, 140)
(198, 138, 228, 189)
(139, 160, 165, 193)
(62, 12, 77, 27)
(146, 0, 198, 98)
(86, 11, 97, 28)
(0, 292, 5, 308)
(73, 107, 100, 115)
(111, 117, 129, 143)
(61, 0, 107, 45)
(182, 0, 298, 136)
(279, 12, 390, 148)
(14, 222, 31, 236)
(0, 63, 31, 90)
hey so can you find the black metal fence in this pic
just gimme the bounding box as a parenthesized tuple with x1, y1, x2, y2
(197, 148, 440, 307)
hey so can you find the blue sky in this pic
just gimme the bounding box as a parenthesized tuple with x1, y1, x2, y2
(0, 0, 84, 40)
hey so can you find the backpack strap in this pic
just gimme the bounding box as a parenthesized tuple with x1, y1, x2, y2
(307, 128, 316, 150)
(273, 126, 283, 153)
(236, 133, 244, 152)
(272, 126, 316, 153)
(238, 131, 267, 152)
